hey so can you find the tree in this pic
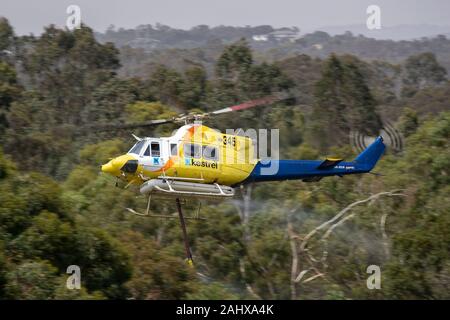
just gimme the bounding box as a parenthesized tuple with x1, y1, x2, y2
(207, 40, 294, 131)
(310, 54, 381, 150)
(0, 61, 21, 134)
(377, 112, 450, 299)
(11, 210, 132, 298)
(0, 241, 7, 298)
(121, 231, 197, 299)
(179, 67, 207, 108)
(0, 61, 21, 108)
(402, 52, 447, 97)
(398, 107, 419, 137)
(238, 62, 293, 99)
(3, 25, 135, 178)
(19, 25, 120, 126)
(0, 17, 14, 53)
(216, 39, 253, 80)
(4, 260, 59, 299)
(145, 65, 184, 107)
(125, 101, 178, 136)
(79, 139, 127, 167)
(186, 283, 239, 300)
(0, 171, 63, 236)
(0, 146, 15, 179)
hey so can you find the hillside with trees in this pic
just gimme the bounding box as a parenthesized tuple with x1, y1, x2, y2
(95, 25, 450, 78)
(0, 17, 449, 299)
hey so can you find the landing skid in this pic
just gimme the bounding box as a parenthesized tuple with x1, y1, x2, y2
(125, 195, 205, 220)
(125, 207, 206, 220)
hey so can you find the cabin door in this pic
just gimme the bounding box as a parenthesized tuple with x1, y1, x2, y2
(140, 140, 165, 172)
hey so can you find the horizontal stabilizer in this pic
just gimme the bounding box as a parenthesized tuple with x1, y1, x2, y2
(317, 158, 343, 170)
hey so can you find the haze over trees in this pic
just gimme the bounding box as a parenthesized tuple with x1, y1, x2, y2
(96, 25, 450, 79)
(0, 17, 449, 299)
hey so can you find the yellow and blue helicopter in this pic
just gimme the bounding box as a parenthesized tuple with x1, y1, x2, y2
(100, 95, 385, 265)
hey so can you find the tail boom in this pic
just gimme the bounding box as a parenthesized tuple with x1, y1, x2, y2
(241, 136, 385, 184)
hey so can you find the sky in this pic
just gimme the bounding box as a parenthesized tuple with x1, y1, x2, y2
(1, 0, 450, 35)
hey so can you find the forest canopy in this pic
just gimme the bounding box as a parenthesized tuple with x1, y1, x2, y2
(0, 18, 449, 299)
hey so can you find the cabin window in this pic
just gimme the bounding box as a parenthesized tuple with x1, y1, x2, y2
(151, 142, 160, 157)
(129, 140, 146, 155)
(184, 143, 201, 158)
(170, 143, 178, 156)
(203, 145, 218, 161)
(143, 145, 151, 157)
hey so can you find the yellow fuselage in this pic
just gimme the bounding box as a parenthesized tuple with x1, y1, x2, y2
(101, 125, 258, 187)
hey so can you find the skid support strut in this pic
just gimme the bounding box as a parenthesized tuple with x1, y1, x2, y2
(175, 198, 194, 266)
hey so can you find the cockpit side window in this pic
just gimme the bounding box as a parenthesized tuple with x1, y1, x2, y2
(129, 140, 146, 155)
(143, 145, 151, 157)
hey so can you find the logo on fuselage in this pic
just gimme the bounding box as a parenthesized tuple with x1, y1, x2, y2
(185, 158, 218, 169)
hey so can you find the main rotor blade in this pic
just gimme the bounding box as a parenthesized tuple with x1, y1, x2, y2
(88, 118, 175, 131)
(210, 93, 288, 116)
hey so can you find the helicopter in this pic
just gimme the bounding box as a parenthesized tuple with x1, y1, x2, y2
(100, 94, 386, 265)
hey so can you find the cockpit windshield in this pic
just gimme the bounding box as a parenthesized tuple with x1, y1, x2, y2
(128, 140, 146, 155)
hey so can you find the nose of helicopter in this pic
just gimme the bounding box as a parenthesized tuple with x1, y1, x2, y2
(101, 160, 116, 175)
(101, 154, 138, 176)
